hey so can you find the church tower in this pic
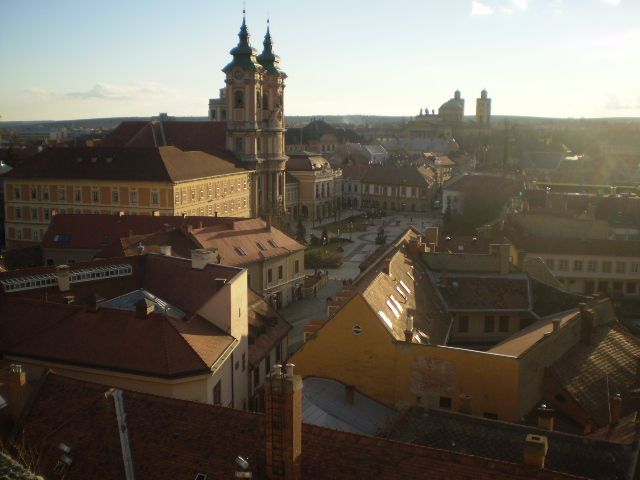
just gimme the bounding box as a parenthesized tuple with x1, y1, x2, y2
(476, 89, 491, 124)
(212, 13, 288, 217)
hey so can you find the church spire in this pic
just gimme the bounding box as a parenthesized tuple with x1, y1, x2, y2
(223, 10, 261, 73)
(257, 19, 286, 77)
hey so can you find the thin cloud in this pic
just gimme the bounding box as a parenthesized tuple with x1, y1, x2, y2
(471, 1, 494, 15)
(602, 0, 621, 5)
(605, 92, 639, 110)
(66, 82, 177, 101)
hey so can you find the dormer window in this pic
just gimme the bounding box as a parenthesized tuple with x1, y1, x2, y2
(268, 239, 279, 248)
(234, 246, 247, 256)
(257, 241, 267, 251)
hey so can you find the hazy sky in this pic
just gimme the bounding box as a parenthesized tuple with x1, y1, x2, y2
(1, 0, 639, 120)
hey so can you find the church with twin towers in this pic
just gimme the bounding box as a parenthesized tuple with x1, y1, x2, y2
(208, 13, 288, 217)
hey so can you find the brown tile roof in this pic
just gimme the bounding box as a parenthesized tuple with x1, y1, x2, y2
(247, 289, 291, 366)
(549, 323, 640, 427)
(285, 151, 331, 171)
(102, 120, 229, 158)
(1, 298, 233, 378)
(444, 173, 522, 194)
(489, 310, 579, 358)
(101, 228, 200, 258)
(355, 231, 451, 345)
(4, 146, 248, 182)
(387, 406, 637, 480)
(361, 165, 433, 187)
(11, 373, 581, 480)
(436, 275, 531, 311)
(43, 214, 225, 251)
(191, 217, 304, 267)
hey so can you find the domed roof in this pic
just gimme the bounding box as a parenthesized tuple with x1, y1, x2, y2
(439, 98, 464, 111)
(286, 151, 331, 171)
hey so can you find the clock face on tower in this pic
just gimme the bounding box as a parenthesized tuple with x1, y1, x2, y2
(233, 70, 243, 80)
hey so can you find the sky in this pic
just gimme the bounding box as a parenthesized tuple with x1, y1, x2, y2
(0, 0, 639, 121)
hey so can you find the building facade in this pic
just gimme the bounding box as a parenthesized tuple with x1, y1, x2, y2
(209, 17, 288, 217)
(2, 147, 253, 248)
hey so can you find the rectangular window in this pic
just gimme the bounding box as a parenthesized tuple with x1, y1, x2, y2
(174, 191, 180, 205)
(31, 208, 38, 221)
(278, 265, 283, 280)
(602, 261, 612, 273)
(208, 183, 212, 198)
(213, 380, 221, 406)
(15, 206, 22, 219)
(16, 229, 22, 240)
(199, 186, 204, 200)
(74, 188, 81, 202)
(112, 189, 119, 204)
(92, 189, 99, 203)
(224, 182, 228, 195)
(631, 263, 639, 274)
(43, 208, 50, 221)
(129, 190, 138, 204)
(191, 187, 196, 200)
(151, 191, 159, 205)
(558, 260, 569, 272)
(42, 187, 49, 200)
(458, 316, 469, 333)
(499, 315, 509, 333)
(14, 186, 21, 200)
(616, 262, 626, 274)
(545, 258, 555, 270)
(268, 268, 273, 283)
(235, 137, 243, 153)
(33, 230, 40, 241)
(58, 186, 66, 201)
(30, 186, 37, 200)
(587, 260, 597, 273)
(294, 260, 299, 274)
(484, 316, 495, 333)
(208, 205, 213, 216)
(573, 260, 583, 272)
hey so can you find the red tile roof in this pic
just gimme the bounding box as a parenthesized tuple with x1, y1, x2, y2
(5, 146, 247, 182)
(1, 298, 233, 378)
(11, 373, 581, 480)
(436, 275, 531, 311)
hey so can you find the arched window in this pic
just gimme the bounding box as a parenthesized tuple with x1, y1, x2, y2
(262, 93, 269, 110)
(234, 90, 244, 108)
(235, 137, 244, 153)
(257, 91, 261, 108)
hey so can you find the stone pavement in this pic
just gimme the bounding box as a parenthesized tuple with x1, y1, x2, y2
(280, 211, 441, 354)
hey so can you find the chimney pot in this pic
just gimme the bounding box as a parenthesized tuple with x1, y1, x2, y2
(9, 364, 28, 422)
(345, 385, 355, 405)
(56, 264, 71, 292)
(537, 404, 555, 431)
(524, 434, 548, 469)
(285, 363, 295, 378)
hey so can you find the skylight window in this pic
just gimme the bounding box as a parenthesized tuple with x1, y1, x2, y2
(407, 271, 415, 281)
(53, 234, 71, 243)
(268, 239, 279, 248)
(256, 241, 267, 251)
(234, 246, 247, 256)
(378, 310, 393, 329)
(399, 280, 411, 294)
(396, 286, 407, 300)
(386, 300, 400, 319)
(390, 295, 403, 313)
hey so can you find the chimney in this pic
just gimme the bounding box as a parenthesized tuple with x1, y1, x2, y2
(159, 245, 171, 256)
(579, 302, 594, 345)
(56, 264, 71, 292)
(63, 295, 75, 304)
(458, 394, 472, 414)
(191, 249, 216, 270)
(404, 315, 414, 342)
(383, 258, 391, 275)
(266, 216, 272, 230)
(345, 385, 355, 405)
(610, 393, 622, 425)
(523, 434, 548, 469)
(537, 404, 554, 431)
(9, 364, 28, 421)
(135, 298, 154, 318)
(552, 319, 561, 332)
(265, 363, 302, 480)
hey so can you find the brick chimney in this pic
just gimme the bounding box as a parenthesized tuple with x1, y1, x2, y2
(610, 393, 622, 425)
(537, 404, 554, 431)
(265, 363, 302, 480)
(524, 434, 548, 469)
(458, 394, 472, 414)
(579, 302, 594, 345)
(56, 264, 71, 292)
(9, 364, 28, 422)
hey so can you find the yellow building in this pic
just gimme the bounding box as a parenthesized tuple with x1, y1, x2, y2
(3, 145, 253, 247)
(290, 229, 606, 422)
